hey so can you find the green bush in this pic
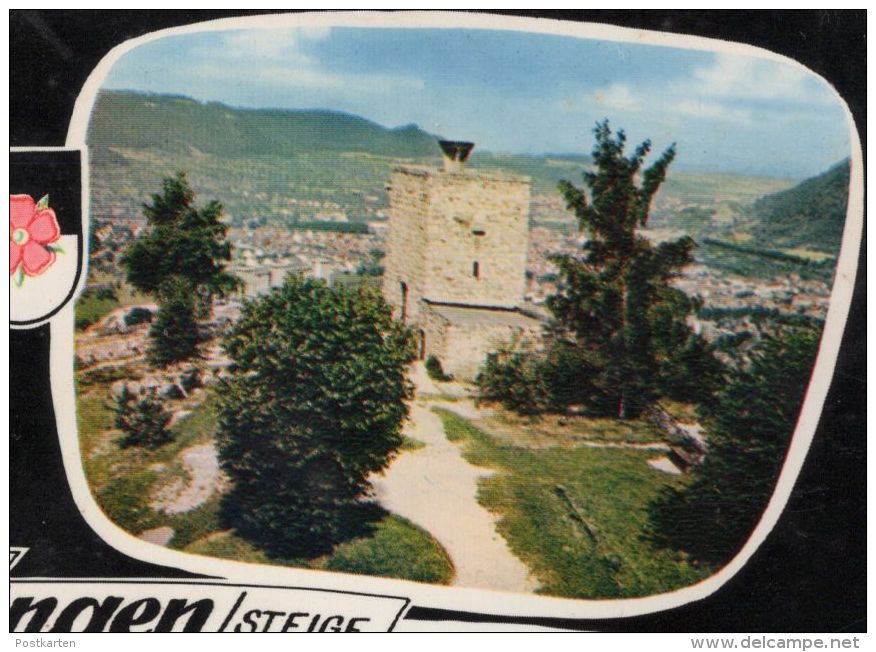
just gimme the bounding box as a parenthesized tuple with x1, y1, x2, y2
(124, 306, 153, 327)
(217, 276, 414, 558)
(322, 513, 454, 584)
(95, 285, 119, 301)
(180, 368, 203, 394)
(113, 386, 174, 449)
(648, 325, 820, 565)
(424, 355, 453, 382)
(477, 346, 550, 415)
(539, 341, 616, 415)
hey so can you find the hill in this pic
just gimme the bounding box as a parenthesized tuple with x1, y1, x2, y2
(751, 159, 851, 254)
(85, 90, 796, 237)
(87, 90, 598, 225)
(89, 91, 441, 159)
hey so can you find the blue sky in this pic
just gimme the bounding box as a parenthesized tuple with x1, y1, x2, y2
(103, 26, 851, 179)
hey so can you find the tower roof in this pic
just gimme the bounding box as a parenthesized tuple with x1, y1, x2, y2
(438, 140, 475, 163)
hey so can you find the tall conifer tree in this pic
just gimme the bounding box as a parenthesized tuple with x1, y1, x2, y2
(121, 173, 238, 365)
(548, 121, 717, 418)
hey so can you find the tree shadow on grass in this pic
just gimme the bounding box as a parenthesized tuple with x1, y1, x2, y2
(219, 492, 387, 563)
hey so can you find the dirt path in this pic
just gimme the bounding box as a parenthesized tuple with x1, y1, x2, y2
(370, 401, 538, 592)
(152, 443, 226, 515)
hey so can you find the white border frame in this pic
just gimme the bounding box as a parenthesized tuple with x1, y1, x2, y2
(45, 10, 864, 622)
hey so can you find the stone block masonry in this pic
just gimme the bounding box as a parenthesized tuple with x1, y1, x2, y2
(382, 165, 531, 323)
(382, 155, 544, 380)
(420, 302, 544, 380)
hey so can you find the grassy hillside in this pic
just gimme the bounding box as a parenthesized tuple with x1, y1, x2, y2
(751, 159, 850, 254)
(87, 90, 827, 259)
(87, 91, 593, 226)
(89, 91, 442, 159)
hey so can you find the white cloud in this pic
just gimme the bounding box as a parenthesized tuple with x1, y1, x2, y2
(591, 83, 642, 112)
(221, 27, 331, 60)
(567, 52, 832, 130)
(686, 53, 829, 104)
(183, 28, 423, 98)
(673, 98, 751, 124)
(255, 65, 424, 94)
(577, 82, 750, 126)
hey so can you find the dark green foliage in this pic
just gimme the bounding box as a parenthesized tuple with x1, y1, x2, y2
(180, 368, 202, 394)
(216, 276, 415, 558)
(425, 355, 453, 382)
(538, 340, 615, 414)
(477, 346, 550, 415)
(696, 240, 834, 283)
(74, 287, 120, 330)
(148, 279, 202, 367)
(698, 305, 823, 328)
(478, 340, 622, 416)
(113, 386, 174, 449)
(121, 173, 239, 316)
(752, 159, 850, 254)
(89, 91, 441, 160)
(648, 325, 820, 565)
(124, 306, 153, 327)
(95, 285, 118, 301)
(356, 262, 385, 277)
(657, 334, 727, 407)
(121, 173, 238, 365)
(294, 221, 371, 234)
(547, 121, 722, 417)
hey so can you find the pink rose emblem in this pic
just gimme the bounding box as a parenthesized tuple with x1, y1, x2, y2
(10, 194, 62, 281)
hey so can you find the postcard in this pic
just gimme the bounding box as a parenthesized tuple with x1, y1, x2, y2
(8, 10, 865, 633)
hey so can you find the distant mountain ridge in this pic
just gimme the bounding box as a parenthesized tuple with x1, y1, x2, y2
(752, 159, 850, 254)
(89, 90, 443, 159)
(86, 89, 839, 265)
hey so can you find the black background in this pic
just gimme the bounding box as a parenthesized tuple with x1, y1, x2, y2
(8, 10, 866, 632)
(11, 151, 81, 235)
(10, 150, 84, 326)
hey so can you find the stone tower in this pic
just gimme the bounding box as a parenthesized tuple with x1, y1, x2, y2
(382, 141, 543, 380)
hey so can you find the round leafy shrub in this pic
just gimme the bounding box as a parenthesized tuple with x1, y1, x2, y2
(425, 355, 453, 382)
(217, 276, 414, 558)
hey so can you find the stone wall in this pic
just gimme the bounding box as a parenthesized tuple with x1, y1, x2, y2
(418, 301, 449, 363)
(420, 302, 544, 381)
(421, 168, 530, 308)
(382, 165, 530, 323)
(382, 167, 431, 323)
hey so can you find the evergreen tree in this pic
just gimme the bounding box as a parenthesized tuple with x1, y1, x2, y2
(648, 325, 820, 565)
(216, 276, 414, 558)
(120, 173, 238, 365)
(147, 277, 202, 366)
(548, 121, 718, 417)
(113, 385, 173, 449)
